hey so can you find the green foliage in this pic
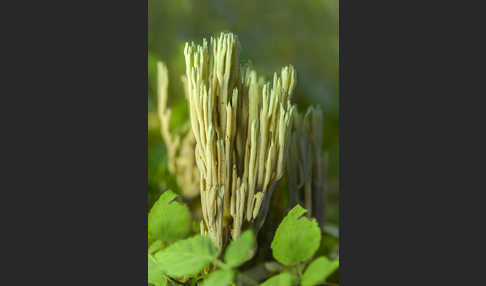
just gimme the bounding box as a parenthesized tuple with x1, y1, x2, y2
(148, 254, 167, 286)
(259, 206, 338, 286)
(259, 273, 299, 286)
(200, 269, 234, 286)
(154, 235, 219, 278)
(145, 164, 338, 285)
(301, 256, 339, 286)
(271, 205, 321, 266)
(224, 230, 256, 268)
(148, 190, 191, 245)
(147, 200, 339, 286)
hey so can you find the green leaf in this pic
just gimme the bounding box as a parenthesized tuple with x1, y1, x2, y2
(271, 205, 321, 265)
(201, 269, 234, 286)
(259, 273, 299, 286)
(224, 230, 256, 267)
(149, 240, 164, 255)
(148, 190, 192, 245)
(301, 256, 339, 286)
(154, 235, 219, 278)
(148, 254, 167, 286)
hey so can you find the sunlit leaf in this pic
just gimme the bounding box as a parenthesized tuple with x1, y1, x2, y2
(224, 230, 255, 267)
(148, 254, 167, 286)
(271, 205, 321, 265)
(301, 256, 339, 286)
(148, 190, 191, 245)
(154, 235, 219, 278)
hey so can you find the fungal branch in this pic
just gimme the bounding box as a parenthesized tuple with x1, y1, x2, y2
(184, 32, 296, 249)
(287, 106, 326, 227)
(157, 62, 200, 200)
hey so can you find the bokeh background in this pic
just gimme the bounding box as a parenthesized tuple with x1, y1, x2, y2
(148, 0, 339, 237)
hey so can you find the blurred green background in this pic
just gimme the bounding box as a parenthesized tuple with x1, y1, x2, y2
(148, 0, 339, 227)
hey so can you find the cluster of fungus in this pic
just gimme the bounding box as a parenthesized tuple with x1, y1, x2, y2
(157, 32, 325, 250)
(183, 33, 295, 249)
